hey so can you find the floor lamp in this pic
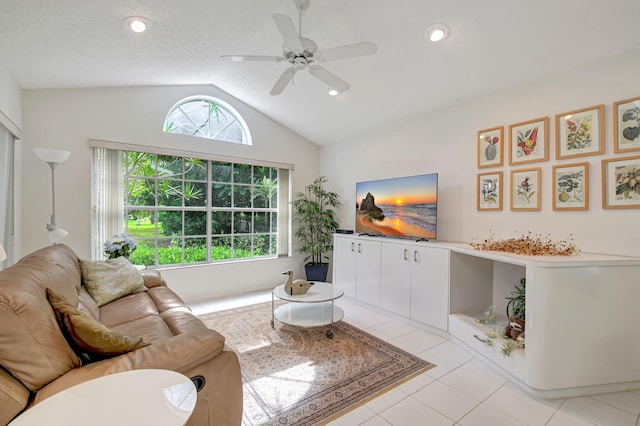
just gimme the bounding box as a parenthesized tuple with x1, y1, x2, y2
(34, 148, 71, 244)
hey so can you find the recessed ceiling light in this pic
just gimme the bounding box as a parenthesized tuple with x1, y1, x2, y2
(124, 16, 149, 33)
(327, 88, 339, 96)
(425, 24, 450, 43)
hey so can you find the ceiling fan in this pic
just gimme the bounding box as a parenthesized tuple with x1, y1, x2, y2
(221, 0, 377, 95)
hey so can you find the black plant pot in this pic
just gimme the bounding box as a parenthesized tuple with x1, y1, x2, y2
(304, 263, 329, 282)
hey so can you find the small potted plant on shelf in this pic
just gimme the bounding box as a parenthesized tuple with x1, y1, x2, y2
(292, 176, 341, 282)
(501, 277, 526, 355)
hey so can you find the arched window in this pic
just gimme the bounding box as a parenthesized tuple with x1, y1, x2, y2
(163, 96, 252, 145)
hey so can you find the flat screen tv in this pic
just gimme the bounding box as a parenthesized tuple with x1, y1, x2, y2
(355, 173, 438, 240)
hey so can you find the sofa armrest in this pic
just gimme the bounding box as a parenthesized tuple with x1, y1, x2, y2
(33, 328, 225, 404)
(0, 365, 30, 426)
(140, 270, 167, 288)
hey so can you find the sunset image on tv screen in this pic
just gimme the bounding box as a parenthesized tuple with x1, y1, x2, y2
(355, 173, 438, 239)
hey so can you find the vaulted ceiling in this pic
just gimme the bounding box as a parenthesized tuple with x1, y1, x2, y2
(1, 0, 639, 145)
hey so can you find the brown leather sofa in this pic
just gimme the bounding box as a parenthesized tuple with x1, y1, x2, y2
(0, 244, 242, 425)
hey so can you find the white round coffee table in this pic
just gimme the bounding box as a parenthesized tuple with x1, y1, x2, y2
(9, 369, 196, 426)
(272, 282, 344, 338)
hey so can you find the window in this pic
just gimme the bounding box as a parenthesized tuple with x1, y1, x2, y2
(163, 96, 252, 145)
(91, 144, 292, 268)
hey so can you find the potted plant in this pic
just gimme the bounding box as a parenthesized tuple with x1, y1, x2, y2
(504, 277, 526, 342)
(292, 176, 341, 281)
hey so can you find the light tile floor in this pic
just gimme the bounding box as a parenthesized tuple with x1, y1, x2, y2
(190, 291, 640, 426)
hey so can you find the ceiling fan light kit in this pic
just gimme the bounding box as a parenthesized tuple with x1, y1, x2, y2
(221, 0, 377, 96)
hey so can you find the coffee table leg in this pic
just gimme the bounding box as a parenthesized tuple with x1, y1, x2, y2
(271, 291, 275, 329)
(325, 300, 335, 339)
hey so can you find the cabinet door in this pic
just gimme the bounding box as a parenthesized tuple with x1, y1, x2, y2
(410, 246, 449, 330)
(380, 243, 411, 316)
(333, 236, 357, 298)
(355, 240, 381, 305)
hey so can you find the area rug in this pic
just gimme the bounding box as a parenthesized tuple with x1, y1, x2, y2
(199, 301, 434, 425)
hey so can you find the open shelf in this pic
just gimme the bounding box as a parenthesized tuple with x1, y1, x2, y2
(449, 313, 525, 381)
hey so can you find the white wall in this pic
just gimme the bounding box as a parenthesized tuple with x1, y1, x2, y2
(321, 49, 640, 257)
(22, 85, 320, 302)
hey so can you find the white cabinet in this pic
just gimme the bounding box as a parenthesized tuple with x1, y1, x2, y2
(332, 236, 357, 298)
(448, 244, 640, 397)
(380, 241, 449, 330)
(332, 235, 381, 303)
(334, 235, 449, 331)
(334, 235, 640, 397)
(353, 239, 382, 305)
(409, 245, 449, 330)
(380, 243, 411, 316)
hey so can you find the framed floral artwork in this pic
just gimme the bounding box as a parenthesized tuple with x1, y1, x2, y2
(477, 171, 503, 211)
(552, 162, 589, 211)
(509, 117, 549, 165)
(510, 167, 541, 211)
(555, 105, 604, 159)
(613, 96, 640, 153)
(602, 155, 640, 209)
(477, 126, 504, 168)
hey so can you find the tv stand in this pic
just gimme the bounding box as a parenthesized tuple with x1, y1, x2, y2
(333, 234, 640, 398)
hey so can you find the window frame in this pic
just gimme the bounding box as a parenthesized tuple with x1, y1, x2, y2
(163, 96, 253, 145)
(90, 140, 293, 267)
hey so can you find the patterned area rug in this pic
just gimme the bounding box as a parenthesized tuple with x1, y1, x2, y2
(199, 301, 433, 425)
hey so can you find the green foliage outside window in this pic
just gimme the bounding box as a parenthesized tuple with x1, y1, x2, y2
(123, 151, 278, 267)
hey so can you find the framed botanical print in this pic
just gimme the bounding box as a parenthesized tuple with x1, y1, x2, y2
(511, 167, 541, 211)
(602, 155, 640, 209)
(613, 96, 640, 153)
(477, 171, 503, 211)
(477, 126, 504, 168)
(555, 105, 604, 159)
(509, 117, 549, 165)
(552, 162, 589, 211)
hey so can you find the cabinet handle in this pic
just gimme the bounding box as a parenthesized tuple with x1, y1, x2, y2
(403, 249, 408, 260)
(351, 242, 355, 252)
(473, 334, 488, 343)
(357, 243, 362, 253)
(414, 250, 418, 262)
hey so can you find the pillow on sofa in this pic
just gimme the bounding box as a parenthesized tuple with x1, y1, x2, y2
(46, 288, 149, 356)
(80, 257, 147, 306)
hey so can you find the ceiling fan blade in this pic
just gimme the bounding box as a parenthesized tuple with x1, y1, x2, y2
(315, 41, 378, 62)
(272, 13, 304, 52)
(270, 68, 295, 96)
(221, 55, 284, 62)
(308, 65, 350, 92)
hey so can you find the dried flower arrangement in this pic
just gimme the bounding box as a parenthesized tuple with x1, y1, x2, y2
(470, 231, 577, 256)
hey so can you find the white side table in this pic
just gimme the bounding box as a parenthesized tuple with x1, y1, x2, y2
(272, 282, 344, 338)
(9, 369, 196, 426)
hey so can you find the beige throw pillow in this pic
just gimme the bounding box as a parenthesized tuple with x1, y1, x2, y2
(80, 257, 146, 306)
(46, 288, 149, 356)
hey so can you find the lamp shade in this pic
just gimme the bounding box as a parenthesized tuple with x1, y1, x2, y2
(34, 148, 71, 164)
(0, 243, 6, 262)
(48, 227, 69, 244)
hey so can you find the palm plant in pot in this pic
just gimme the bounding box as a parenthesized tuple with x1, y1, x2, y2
(292, 176, 341, 281)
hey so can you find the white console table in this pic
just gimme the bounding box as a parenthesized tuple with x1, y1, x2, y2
(333, 234, 640, 397)
(10, 369, 196, 426)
